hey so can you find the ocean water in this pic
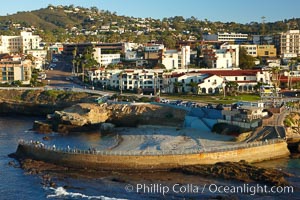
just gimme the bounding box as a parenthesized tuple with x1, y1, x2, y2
(1, 115, 300, 200)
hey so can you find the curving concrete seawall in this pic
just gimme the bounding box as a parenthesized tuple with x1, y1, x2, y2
(16, 141, 290, 170)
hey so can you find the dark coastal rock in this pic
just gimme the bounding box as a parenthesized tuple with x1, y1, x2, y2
(100, 123, 115, 133)
(287, 138, 300, 153)
(19, 159, 68, 174)
(33, 121, 53, 134)
(290, 153, 300, 159)
(8, 160, 19, 168)
(42, 136, 51, 141)
(172, 161, 292, 186)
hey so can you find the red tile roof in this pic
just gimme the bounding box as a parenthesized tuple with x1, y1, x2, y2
(198, 69, 261, 77)
(279, 76, 300, 83)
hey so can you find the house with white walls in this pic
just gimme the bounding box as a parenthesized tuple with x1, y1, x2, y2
(0, 31, 42, 54)
(93, 47, 120, 67)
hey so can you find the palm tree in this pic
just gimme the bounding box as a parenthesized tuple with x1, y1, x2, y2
(104, 70, 108, 89)
(293, 119, 300, 135)
(173, 81, 183, 93)
(271, 66, 281, 92)
(188, 81, 199, 94)
(226, 81, 238, 91)
(118, 71, 123, 94)
(225, 81, 238, 96)
(72, 47, 77, 75)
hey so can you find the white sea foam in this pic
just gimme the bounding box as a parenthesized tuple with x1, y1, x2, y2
(46, 187, 128, 200)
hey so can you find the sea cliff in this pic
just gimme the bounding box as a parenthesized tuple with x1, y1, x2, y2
(33, 102, 187, 133)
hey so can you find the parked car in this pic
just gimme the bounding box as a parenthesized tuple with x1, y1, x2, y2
(160, 98, 169, 103)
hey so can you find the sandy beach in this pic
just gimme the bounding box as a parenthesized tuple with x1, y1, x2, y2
(104, 126, 236, 154)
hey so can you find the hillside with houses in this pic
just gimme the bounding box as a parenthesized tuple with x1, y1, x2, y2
(0, 5, 299, 96)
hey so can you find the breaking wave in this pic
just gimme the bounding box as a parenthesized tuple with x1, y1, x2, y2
(46, 187, 128, 200)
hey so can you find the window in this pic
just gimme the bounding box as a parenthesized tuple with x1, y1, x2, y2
(244, 77, 246, 81)
(235, 77, 238, 81)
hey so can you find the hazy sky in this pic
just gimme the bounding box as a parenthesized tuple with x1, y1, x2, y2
(1, 0, 300, 24)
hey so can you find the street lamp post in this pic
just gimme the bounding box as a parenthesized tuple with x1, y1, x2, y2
(222, 78, 226, 98)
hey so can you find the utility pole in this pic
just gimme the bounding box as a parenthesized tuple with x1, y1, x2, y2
(261, 16, 266, 36)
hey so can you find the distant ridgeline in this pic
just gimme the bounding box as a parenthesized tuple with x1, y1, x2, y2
(0, 5, 297, 43)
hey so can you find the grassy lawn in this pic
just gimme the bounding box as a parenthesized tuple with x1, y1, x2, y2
(160, 93, 261, 104)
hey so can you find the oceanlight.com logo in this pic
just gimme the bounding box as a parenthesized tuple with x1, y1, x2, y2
(124, 183, 294, 196)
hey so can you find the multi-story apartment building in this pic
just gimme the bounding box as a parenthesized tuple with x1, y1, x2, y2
(274, 30, 300, 57)
(252, 35, 274, 45)
(256, 45, 277, 57)
(241, 44, 258, 57)
(0, 31, 42, 54)
(203, 32, 248, 44)
(241, 44, 276, 58)
(161, 49, 178, 70)
(26, 49, 48, 70)
(63, 42, 123, 56)
(87, 68, 271, 94)
(203, 48, 233, 69)
(178, 46, 190, 69)
(220, 44, 239, 67)
(88, 69, 164, 94)
(0, 55, 32, 84)
(93, 47, 120, 67)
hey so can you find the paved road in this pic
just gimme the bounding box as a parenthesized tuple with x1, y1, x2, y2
(43, 54, 76, 88)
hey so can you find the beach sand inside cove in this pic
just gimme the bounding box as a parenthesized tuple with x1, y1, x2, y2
(103, 126, 236, 153)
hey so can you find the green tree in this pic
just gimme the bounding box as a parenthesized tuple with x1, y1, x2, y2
(226, 81, 238, 92)
(188, 81, 199, 94)
(173, 81, 183, 93)
(239, 47, 256, 69)
(162, 35, 176, 49)
(72, 47, 77, 75)
(24, 54, 35, 62)
(118, 71, 124, 94)
(271, 66, 281, 91)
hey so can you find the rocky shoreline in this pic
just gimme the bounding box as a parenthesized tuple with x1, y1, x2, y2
(0, 89, 95, 116)
(172, 160, 292, 186)
(9, 154, 293, 189)
(33, 103, 187, 134)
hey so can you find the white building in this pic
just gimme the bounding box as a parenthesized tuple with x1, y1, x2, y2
(87, 68, 272, 94)
(162, 49, 179, 70)
(274, 30, 300, 57)
(26, 49, 47, 70)
(240, 44, 258, 57)
(178, 46, 190, 69)
(21, 32, 42, 53)
(144, 44, 164, 52)
(161, 46, 191, 70)
(0, 57, 32, 84)
(88, 69, 164, 93)
(203, 32, 248, 44)
(220, 44, 239, 67)
(26, 49, 47, 59)
(93, 47, 120, 67)
(125, 51, 138, 60)
(0, 31, 42, 54)
(215, 49, 233, 69)
(198, 74, 224, 94)
(196, 69, 271, 92)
